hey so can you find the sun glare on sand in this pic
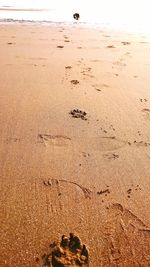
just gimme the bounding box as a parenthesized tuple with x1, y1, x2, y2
(1, 0, 150, 33)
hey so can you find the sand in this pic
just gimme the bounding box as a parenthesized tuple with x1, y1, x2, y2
(0, 23, 150, 267)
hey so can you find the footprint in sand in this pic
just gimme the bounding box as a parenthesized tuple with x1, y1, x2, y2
(113, 61, 126, 67)
(127, 184, 142, 199)
(89, 136, 127, 152)
(141, 108, 150, 120)
(99, 203, 150, 265)
(97, 188, 110, 196)
(121, 41, 131, 45)
(70, 79, 79, 85)
(65, 66, 72, 70)
(57, 45, 64, 48)
(106, 45, 115, 48)
(43, 178, 92, 199)
(38, 134, 71, 147)
(36, 234, 89, 267)
(92, 83, 109, 91)
(5, 137, 21, 144)
(103, 152, 119, 160)
(109, 203, 149, 230)
(69, 109, 87, 121)
(140, 98, 148, 102)
(90, 59, 101, 63)
(133, 140, 150, 147)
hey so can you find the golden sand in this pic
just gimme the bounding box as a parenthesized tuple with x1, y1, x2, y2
(0, 24, 150, 266)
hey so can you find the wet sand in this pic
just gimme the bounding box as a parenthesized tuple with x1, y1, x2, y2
(0, 23, 150, 266)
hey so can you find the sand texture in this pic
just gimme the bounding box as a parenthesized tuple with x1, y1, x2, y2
(0, 24, 150, 266)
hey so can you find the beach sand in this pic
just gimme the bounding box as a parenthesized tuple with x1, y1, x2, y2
(0, 23, 150, 266)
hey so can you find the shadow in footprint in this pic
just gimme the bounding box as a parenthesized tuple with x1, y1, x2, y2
(38, 134, 71, 147)
(37, 234, 89, 267)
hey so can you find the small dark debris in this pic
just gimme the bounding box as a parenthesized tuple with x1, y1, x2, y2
(57, 45, 64, 48)
(122, 42, 131, 45)
(65, 66, 72, 69)
(107, 45, 115, 48)
(97, 189, 110, 195)
(127, 189, 132, 194)
(73, 13, 80, 20)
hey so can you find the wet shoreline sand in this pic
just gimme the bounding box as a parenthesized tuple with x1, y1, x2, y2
(0, 23, 150, 266)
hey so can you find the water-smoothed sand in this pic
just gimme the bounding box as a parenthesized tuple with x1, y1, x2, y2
(0, 23, 150, 266)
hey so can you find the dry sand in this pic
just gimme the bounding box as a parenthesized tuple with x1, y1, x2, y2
(0, 23, 150, 266)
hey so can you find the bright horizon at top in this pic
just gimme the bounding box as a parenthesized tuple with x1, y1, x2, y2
(0, 0, 150, 33)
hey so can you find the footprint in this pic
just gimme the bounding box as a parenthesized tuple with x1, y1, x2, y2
(90, 136, 127, 152)
(42, 178, 62, 213)
(60, 179, 91, 199)
(109, 203, 150, 230)
(36, 234, 89, 267)
(5, 137, 21, 144)
(57, 45, 64, 48)
(127, 185, 142, 198)
(38, 134, 71, 147)
(43, 178, 92, 199)
(70, 80, 79, 85)
(90, 59, 101, 63)
(133, 140, 150, 147)
(140, 98, 148, 102)
(103, 153, 119, 160)
(121, 41, 131, 45)
(100, 203, 150, 265)
(106, 45, 115, 48)
(113, 61, 126, 67)
(97, 188, 110, 196)
(69, 109, 87, 121)
(141, 108, 150, 120)
(92, 83, 109, 91)
(65, 66, 72, 69)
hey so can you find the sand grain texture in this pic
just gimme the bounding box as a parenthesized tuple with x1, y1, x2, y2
(0, 24, 150, 267)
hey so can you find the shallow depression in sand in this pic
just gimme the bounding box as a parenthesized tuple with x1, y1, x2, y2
(80, 136, 127, 152)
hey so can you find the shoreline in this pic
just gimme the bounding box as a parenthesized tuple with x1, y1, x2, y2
(1, 21, 150, 38)
(0, 19, 150, 37)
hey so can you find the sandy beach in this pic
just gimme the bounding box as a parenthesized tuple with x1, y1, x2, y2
(0, 23, 150, 266)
